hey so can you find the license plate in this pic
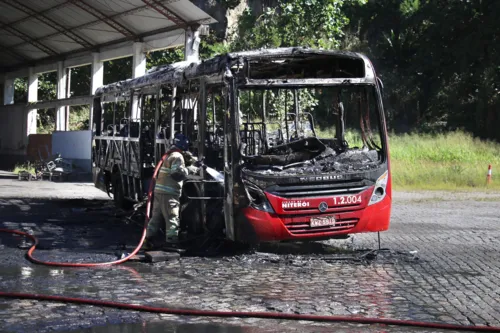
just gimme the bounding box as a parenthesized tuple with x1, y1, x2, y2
(310, 216, 336, 228)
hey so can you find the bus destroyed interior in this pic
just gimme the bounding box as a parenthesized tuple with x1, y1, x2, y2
(239, 87, 384, 178)
(92, 48, 391, 245)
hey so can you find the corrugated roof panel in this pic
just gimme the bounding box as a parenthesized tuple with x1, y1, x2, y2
(14, 18, 58, 38)
(13, 44, 50, 60)
(83, 0, 131, 16)
(44, 36, 83, 53)
(0, 0, 217, 72)
(166, 1, 217, 24)
(115, 0, 145, 7)
(0, 52, 20, 64)
(0, 6, 26, 23)
(120, 9, 176, 34)
(0, 33, 24, 47)
(47, 6, 99, 28)
(76, 23, 125, 44)
(23, 0, 70, 12)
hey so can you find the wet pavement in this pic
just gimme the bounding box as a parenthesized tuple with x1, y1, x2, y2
(0, 177, 499, 333)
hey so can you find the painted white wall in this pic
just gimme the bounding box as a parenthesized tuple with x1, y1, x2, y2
(51, 130, 92, 160)
(3, 79, 14, 105)
(56, 62, 68, 131)
(27, 67, 38, 136)
(0, 105, 27, 153)
(52, 130, 92, 172)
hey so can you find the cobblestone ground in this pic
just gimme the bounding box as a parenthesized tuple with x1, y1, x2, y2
(0, 176, 499, 333)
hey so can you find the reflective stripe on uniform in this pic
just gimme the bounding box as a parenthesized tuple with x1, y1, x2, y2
(155, 151, 186, 197)
(159, 164, 182, 174)
(154, 184, 181, 196)
(159, 167, 172, 174)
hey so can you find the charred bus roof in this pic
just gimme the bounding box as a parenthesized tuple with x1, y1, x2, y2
(94, 47, 375, 97)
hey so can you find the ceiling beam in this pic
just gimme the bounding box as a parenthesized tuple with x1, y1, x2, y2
(141, 0, 186, 26)
(0, 0, 94, 49)
(0, 0, 73, 31)
(7, 1, 178, 51)
(0, 42, 31, 63)
(68, 0, 136, 38)
(1, 23, 194, 73)
(2, 25, 58, 56)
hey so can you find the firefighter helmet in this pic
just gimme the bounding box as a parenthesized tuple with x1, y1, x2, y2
(173, 133, 189, 151)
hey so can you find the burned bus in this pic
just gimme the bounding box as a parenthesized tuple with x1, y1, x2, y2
(91, 47, 391, 244)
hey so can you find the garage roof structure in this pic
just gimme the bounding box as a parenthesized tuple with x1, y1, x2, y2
(0, 0, 216, 73)
(0, 0, 216, 161)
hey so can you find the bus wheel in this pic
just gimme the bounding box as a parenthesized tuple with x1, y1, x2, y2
(111, 173, 133, 210)
(180, 183, 203, 235)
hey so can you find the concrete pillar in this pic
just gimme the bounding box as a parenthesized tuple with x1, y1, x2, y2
(3, 79, 14, 105)
(27, 68, 38, 135)
(131, 42, 146, 120)
(66, 68, 71, 130)
(56, 61, 67, 131)
(133, 42, 146, 79)
(184, 26, 201, 63)
(90, 53, 104, 131)
(91, 53, 103, 95)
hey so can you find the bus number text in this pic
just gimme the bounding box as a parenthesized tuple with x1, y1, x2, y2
(333, 195, 362, 206)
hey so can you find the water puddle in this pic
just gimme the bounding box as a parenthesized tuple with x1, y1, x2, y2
(55, 319, 458, 333)
(59, 321, 249, 333)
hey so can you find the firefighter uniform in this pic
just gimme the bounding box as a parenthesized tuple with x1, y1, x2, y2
(147, 150, 199, 243)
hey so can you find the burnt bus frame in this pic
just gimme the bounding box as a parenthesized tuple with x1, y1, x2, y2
(227, 79, 388, 241)
(234, 78, 389, 162)
(92, 91, 146, 204)
(91, 48, 389, 242)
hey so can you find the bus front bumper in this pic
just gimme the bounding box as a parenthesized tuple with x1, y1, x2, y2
(238, 194, 391, 243)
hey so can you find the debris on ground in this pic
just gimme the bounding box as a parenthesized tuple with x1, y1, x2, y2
(144, 251, 181, 263)
(18, 152, 74, 182)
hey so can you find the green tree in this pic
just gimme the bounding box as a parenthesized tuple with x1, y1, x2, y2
(344, 0, 500, 140)
(146, 47, 184, 70)
(230, 0, 366, 51)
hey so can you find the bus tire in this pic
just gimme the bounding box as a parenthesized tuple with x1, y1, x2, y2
(111, 172, 133, 210)
(180, 182, 203, 235)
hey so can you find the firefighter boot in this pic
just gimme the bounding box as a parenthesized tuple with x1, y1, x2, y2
(141, 234, 165, 251)
(140, 238, 157, 251)
(165, 227, 179, 246)
(163, 227, 185, 253)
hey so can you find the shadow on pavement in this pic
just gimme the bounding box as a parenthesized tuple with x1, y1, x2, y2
(0, 198, 141, 260)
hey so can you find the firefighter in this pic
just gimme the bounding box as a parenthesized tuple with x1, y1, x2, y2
(143, 133, 200, 250)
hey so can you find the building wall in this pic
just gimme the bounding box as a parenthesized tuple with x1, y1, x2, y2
(0, 104, 27, 154)
(52, 130, 92, 172)
(0, 104, 92, 173)
(0, 104, 28, 170)
(27, 134, 52, 161)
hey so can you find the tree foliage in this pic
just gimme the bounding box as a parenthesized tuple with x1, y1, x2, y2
(146, 47, 184, 70)
(344, 0, 500, 140)
(230, 0, 365, 51)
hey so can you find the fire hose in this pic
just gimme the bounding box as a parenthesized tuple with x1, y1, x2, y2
(0, 156, 163, 267)
(1, 158, 500, 332)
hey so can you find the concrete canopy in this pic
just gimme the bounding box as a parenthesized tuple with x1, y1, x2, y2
(0, 0, 216, 75)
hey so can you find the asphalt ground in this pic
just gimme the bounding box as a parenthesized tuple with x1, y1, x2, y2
(0, 174, 499, 333)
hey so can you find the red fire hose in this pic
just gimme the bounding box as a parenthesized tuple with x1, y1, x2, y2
(1, 157, 500, 332)
(0, 154, 164, 267)
(0, 291, 498, 332)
